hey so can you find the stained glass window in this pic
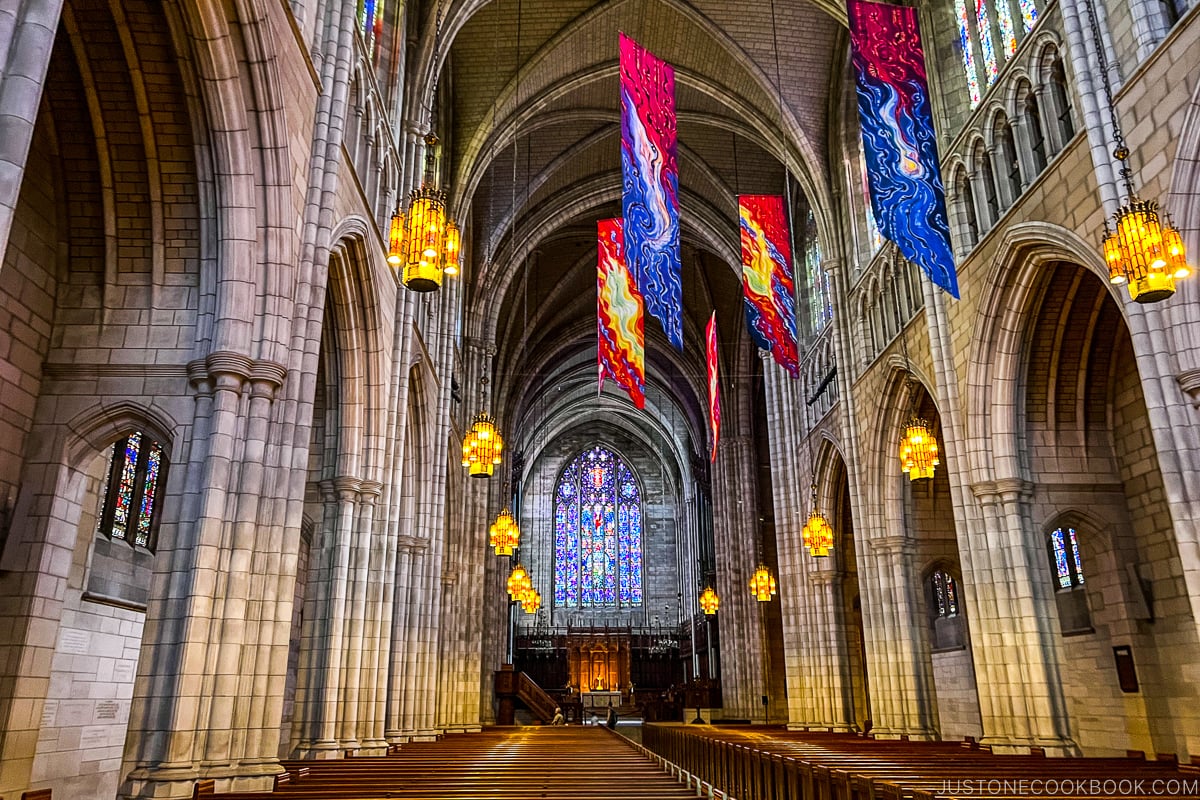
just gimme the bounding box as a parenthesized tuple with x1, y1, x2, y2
(955, 0, 982, 106)
(805, 210, 832, 333)
(554, 446, 643, 608)
(996, 0, 1018, 57)
(98, 432, 168, 550)
(359, 0, 386, 61)
(1050, 527, 1085, 589)
(1019, 0, 1038, 31)
(976, 0, 999, 85)
(931, 569, 959, 617)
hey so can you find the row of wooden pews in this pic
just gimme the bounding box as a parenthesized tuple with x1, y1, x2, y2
(196, 727, 702, 799)
(643, 725, 1200, 800)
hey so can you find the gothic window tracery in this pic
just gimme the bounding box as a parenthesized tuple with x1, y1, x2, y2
(554, 447, 644, 608)
(956, 0, 1041, 107)
(97, 432, 168, 550)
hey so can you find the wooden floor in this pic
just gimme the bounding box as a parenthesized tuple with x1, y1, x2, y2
(202, 727, 699, 799)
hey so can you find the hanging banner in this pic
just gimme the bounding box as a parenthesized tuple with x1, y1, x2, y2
(738, 195, 800, 377)
(620, 32, 683, 351)
(848, 0, 959, 297)
(598, 218, 646, 409)
(706, 311, 721, 462)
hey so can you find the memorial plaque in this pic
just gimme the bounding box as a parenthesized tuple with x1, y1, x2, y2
(96, 700, 119, 720)
(40, 699, 58, 727)
(60, 629, 90, 655)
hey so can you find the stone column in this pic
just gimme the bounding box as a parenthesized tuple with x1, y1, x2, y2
(0, 0, 66, 269)
(711, 434, 767, 721)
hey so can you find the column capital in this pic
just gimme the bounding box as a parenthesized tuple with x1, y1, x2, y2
(1178, 368, 1200, 408)
(868, 535, 914, 556)
(970, 477, 1033, 501)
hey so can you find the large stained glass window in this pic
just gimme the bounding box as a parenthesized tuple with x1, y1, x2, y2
(1049, 526, 1085, 589)
(554, 446, 643, 608)
(359, 0, 386, 61)
(98, 432, 168, 550)
(957, 0, 1039, 107)
(955, 0, 982, 106)
(931, 569, 959, 617)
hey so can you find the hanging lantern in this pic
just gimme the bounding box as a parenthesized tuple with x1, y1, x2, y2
(699, 586, 720, 615)
(462, 412, 503, 477)
(489, 507, 521, 556)
(899, 417, 939, 481)
(520, 587, 541, 614)
(393, 134, 460, 293)
(507, 564, 532, 598)
(444, 221, 461, 277)
(749, 565, 777, 602)
(1104, 198, 1192, 303)
(802, 509, 834, 558)
(387, 209, 404, 266)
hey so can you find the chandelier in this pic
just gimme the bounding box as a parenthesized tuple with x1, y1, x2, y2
(462, 411, 503, 477)
(506, 563, 532, 598)
(1104, 187, 1191, 303)
(899, 416, 939, 481)
(489, 507, 520, 556)
(699, 586, 720, 615)
(386, 133, 460, 292)
(802, 510, 834, 558)
(520, 587, 541, 614)
(1083, 0, 1191, 302)
(749, 565, 777, 602)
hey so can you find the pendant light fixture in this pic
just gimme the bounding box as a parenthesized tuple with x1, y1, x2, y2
(699, 586, 720, 615)
(489, 506, 520, 556)
(1085, 0, 1191, 301)
(890, 267, 940, 481)
(387, 134, 460, 292)
(506, 563, 532, 598)
(463, 373, 503, 478)
(520, 587, 541, 614)
(749, 565, 777, 602)
(800, 382, 834, 558)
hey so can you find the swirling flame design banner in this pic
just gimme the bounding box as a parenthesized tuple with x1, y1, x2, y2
(706, 311, 721, 462)
(848, 0, 959, 297)
(738, 195, 800, 377)
(598, 218, 646, 409)
(620, 32, 683, 351)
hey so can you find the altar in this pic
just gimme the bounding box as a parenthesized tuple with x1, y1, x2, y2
(582, 690, 622, 709)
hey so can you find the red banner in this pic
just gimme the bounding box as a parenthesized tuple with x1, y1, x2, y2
(706, 311, 720, 462)
(598, 219, 645, 409)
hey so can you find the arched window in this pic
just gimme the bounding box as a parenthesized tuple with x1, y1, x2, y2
(359, 0, 387, 62)
(974, 141, 999, 226)
(994, 114, 1023, 206)
(956, 0, 1039, 107)
(1049, 58, 1075, 146)
(1022, 86, 1049, 174)
(954, 166, 980, 247)
(554, 447, 643, 608)
(1049, 526, 1085, 589)
(805, 210, 833, 334)
(928, 567, 966, 650)
(97, 432, 168, 550)
(1048, 526, 1091, 634)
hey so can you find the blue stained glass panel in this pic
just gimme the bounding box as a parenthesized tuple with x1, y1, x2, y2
(112, 433, 141, 540)
(977, 0, 999, 85)
(955, 0, 982, 106)
(136, 443, 162, 547)
(1051, 528, 1071, 589)
(1019, 0, 1037, 31)
(1068, 527, 1084, 585)
(996, 0, 1017, 57)
(553, 447, 643, 608)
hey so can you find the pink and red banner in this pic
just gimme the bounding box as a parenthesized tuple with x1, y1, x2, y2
(706, 312, 721, 462)
(598, 219, 646, 409)
(620, 32, 683, 351)
(738, 195, 800, 377)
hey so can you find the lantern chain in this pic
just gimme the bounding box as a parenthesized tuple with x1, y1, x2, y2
(1081, 0, 1135, 198)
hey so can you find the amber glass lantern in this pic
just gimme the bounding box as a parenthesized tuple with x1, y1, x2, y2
(390, 133, 461, 292)
(1104, 197, 1191, 303)
(489, 507, 520, 556)
(749, 565, 777, 602)
(802, 509, 834, 558)
(462, 412, 503, 477)
(899, 418, 939, 481)
(520, 587, 541, 614)
(507, 564, 532, 598)
(699, 586, 720, 615)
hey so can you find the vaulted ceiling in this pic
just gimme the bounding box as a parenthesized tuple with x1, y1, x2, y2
(428, 0, 848, 459)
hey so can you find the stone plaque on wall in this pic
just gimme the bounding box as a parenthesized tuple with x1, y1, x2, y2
(60, 629, 90, 655)
(40, 699, 58, 727)
(95, 700, 119, 720)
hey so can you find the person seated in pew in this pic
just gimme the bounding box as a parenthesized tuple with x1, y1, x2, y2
(552, 707, 565, 726)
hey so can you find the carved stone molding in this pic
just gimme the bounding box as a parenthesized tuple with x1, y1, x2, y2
(1178, 368, 1200, 408)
